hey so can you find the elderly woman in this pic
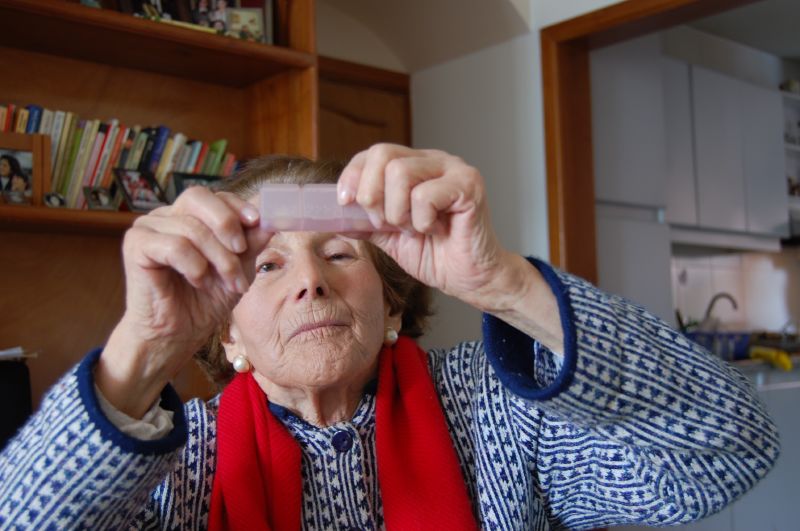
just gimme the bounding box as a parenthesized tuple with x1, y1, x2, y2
(0, 145, 779, 530)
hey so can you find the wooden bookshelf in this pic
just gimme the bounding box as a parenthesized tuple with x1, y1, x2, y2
(0, 0, 315, 87)
(0, 0, 317, 405)
(0, 205, 138, 235)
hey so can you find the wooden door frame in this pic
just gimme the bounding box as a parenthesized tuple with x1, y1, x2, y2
(541, 0, 757, 283)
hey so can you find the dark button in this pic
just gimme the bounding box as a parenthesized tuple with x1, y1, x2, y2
(331, 430, 354, 453)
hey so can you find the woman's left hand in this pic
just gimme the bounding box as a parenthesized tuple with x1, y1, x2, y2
(337, 144, 524, 313)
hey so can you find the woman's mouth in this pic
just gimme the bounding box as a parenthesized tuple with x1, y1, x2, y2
(289, 320, 348, 341)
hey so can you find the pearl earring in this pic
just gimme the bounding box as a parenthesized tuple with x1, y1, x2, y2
(232, 355, 251, 373)
(384, 327, 399, 346)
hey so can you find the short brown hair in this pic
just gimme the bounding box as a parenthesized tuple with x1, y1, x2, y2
(195, 155, 432, 389)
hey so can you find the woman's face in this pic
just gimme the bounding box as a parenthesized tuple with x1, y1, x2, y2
(11, 175, 25, 192)
(226, 218, 396, 391)
(0, 159, 10, 177)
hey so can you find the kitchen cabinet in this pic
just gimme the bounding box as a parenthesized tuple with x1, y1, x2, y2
(591, 35, 667, 207)
(691, 66, 748, 232)
(663, 57, 697, 226)
(664, 63, 788, 240)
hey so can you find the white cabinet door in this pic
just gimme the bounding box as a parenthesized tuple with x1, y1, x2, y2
(591, 35, 667, 207)
(595, 206, 674, 325)
(740, 82, 790, 237)
(691, 66, 748, 232)
(663, 57, 697, 226)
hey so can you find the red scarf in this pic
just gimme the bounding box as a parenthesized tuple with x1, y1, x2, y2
(209, 336, 478, 530)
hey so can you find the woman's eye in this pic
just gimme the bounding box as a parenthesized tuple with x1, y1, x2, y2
(328, 253, 352, 261)
(257, 262, 280, 273)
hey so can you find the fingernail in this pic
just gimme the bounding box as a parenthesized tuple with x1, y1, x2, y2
(338, 187, 353, 205)
(235, 277, 248, 294)
(232, 235, 246, 253)
(242, 205, 259, 223)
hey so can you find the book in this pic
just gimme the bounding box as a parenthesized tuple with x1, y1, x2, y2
(0, 107, 5, 133)
(14, 107, 29, 133)
(143, 125, 171, 175)
(66, 119, 100, 207)
(203, 138, 227, 176)
(191, 142, 209, 174)
(184, 140, 204, 174)
(24, 105, 42, 134)
(117, 125, 140, 169)
(52, 112, 77, 193)
(99, 124, 129, 189)
(57, 120, 86, 197)
(159, 132, 186, 184)
(38, 108, 54, 135)
(76, 122, 110, 207)
(137, 127, 157, 172)
(90, 119, 119, 187)
(2, 104, 13, 132)
(220, 152, 236, 178)
(49, 110, 67, 169)
(173, 142, 191, 173)
(126, 128, 151, 170)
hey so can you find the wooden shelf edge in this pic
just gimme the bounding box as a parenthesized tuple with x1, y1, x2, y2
(0, 206, 138, 235)
(0, 0, 316, 87)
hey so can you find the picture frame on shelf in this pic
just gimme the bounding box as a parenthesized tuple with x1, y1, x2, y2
(0, 131, 49, 207)
(172, 172, 222, 197)
(83, 185, 120, 211)
(43, 192, 66, 208)
(114, 168, 168, 212)
(226, 7, 265, 42)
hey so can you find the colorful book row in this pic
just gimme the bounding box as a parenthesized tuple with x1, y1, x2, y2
(0, 103, 238, 209)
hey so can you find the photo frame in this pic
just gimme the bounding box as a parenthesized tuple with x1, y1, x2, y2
(226, 7, 265, 42)
(83, 185, 120, 211)
(0, 131, 50, 207)
(113, 168, 169, 212)
(172, 172, 222, 196)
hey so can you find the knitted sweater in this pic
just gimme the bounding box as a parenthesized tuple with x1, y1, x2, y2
(0, 260, 780, 530)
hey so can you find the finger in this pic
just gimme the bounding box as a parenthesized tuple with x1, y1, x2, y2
(338, 150, 368, 205)
(170, 186, 249, 254)
(410, 176, 474, 234)
(135, 214, 248, 293)
(383, 156, 446, 230)
(355, 144, 416, 228)
(126, 226, 210, 290)
(216, 191, 260, 227)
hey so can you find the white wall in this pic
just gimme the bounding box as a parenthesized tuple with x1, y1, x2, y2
(412, 0, 623, 348)
(316, 1, 405, 72)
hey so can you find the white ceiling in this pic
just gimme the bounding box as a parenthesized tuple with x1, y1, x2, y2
(319, 0, 531, 72)
(690, 0, 800, 61)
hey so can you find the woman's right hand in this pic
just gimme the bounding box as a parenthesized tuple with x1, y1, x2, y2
(96, 187, 271, 418)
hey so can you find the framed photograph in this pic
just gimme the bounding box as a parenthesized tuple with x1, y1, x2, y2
(83, 186, 120, 211)
(172, 172, 222, 197)
(43, 192, 66, 208)
(226, 7, 264, 42)
(114, 168, 169, 212)
(0, 131, 50, 207)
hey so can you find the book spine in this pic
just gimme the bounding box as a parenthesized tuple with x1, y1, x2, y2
(184, 140, 203, 174)
(100, 125, 129, 189)
(52, 113, 76, 193)
(126, 128, 150, 171)
(58, 120, 86, 197)
(77, 128, 107, 209)
(24, 105, 42, 134)
(4, 104, 15, 132)
(158, 132, 187, 185)
(14, 108, 29, 133)
(91, 120, 119, 188)
(220, 153, 236, 178)
(145, 125, 171, 175)
(38, 109, 54, 135)
(117, 126, 140, 169)
(67, 119, 100, 207)
(192, 142, 210, 174)
(137, 127, 157, 172)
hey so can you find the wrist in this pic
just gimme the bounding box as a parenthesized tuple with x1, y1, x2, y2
(475, 253, 536, 314)
(96, 322, 176, 419)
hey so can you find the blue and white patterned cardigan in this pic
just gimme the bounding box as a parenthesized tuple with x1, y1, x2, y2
(0, 260, 780, 530)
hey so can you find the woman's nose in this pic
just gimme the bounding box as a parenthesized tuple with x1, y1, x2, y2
(293, 259, 329, 301)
